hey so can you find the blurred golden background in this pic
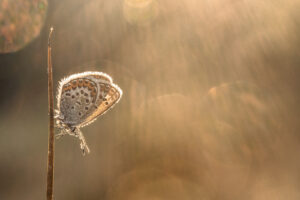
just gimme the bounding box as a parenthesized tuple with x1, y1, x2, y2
(0, 0, 299, 199)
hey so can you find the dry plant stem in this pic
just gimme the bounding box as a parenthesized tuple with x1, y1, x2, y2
(47, 27, 54, 200)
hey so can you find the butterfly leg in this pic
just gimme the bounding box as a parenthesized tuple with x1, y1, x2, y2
(56, 127, 77, 140)
(54, 109, 60, 119)
(55, 130, 67, 139)
(75, 129, 90, 155)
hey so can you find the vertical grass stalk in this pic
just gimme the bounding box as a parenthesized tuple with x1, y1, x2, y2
(46, 27, 54, 200)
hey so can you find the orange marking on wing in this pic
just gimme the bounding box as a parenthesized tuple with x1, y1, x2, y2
(78, 79, 83, 87)
(88, 83, 94, 90)
(63, 86, 68, 91)
(71, 80, 78, 89)
(81, 86, 121, 126)
(92, 75, 111, 82)
(83, 79, 89, 87)
(63, 84, 72, 92)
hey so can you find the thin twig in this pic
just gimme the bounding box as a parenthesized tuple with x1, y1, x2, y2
(47, 27, 55, 200)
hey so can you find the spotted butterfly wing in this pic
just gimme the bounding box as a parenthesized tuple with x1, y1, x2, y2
(80, 78, 122, 127)
(57, 72, 122, 128)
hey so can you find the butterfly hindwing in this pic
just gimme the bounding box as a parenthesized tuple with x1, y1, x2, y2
(57, 71, 122, 127)
(80, 82, 122, 127)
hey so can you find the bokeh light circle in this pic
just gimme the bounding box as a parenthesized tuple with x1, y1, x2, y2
(0, 0, 47, 53)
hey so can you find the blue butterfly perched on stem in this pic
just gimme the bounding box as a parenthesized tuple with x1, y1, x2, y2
(55, 71, 122, 155)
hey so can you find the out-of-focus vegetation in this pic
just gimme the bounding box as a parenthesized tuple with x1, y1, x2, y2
(0, 0, 299, 199)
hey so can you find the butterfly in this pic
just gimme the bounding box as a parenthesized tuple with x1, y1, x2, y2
(55, 71, 122, 155)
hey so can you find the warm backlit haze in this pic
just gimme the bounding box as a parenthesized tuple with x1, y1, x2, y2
(0, 0, 299, 199)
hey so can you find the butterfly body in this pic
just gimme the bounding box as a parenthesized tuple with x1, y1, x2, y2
(55, 71, 122, 154)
